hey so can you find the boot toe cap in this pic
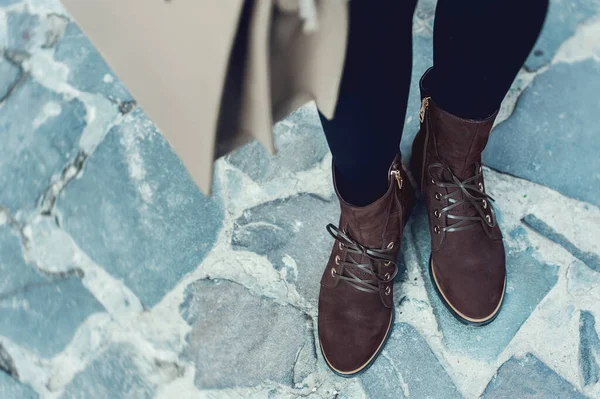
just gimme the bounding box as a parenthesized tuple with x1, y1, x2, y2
(318, 287, 393, 375)
(432, 254, 506, 324)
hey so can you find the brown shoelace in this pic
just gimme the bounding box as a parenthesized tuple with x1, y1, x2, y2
(326, 224, 398, 293)
(428, 162, 497, 233)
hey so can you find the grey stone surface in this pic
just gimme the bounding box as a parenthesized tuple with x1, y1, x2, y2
(0, 371, 37, 399)
(226, 104, 329, 183)
(408, 205, 559, 361)
(56, 108, 224, 307)
(180, 279, 309, 389)
(0, 56, 21, 100)
(484, 60, 600, 207)
(0, 78, 86, 213)
(232, 193, 338, 305)
(0, 223, 104, 358)
(0, 274, 104, 358)
(62, 344, 155, 399)
(54, 23, 132, 102)
(361, 323, 462, 399)
(579, 310, 600, 387)
(524, 0, 600, 71)
(523, 214, 600, 272)
(482, 354, 586, 399)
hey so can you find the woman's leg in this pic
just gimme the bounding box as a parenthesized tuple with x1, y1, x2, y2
(431, 0, 549, 119)
(319, 0, 418, 206)
(317, 1, 418, 377)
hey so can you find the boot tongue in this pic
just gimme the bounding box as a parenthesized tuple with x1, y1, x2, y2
(429, 102, 497, 222)
(338, 193, 394, 282)
(430, 104, 496, 180)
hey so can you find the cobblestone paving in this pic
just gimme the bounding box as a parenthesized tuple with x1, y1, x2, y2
(0, 0, 599, 398)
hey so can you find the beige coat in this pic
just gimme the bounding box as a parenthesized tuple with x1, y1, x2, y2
(61, 0, 349, 194)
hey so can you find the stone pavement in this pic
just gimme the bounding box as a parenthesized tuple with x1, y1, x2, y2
(0, 0, 599, 397)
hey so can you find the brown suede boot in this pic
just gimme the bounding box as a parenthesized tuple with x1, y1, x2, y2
(318, 154, 415, 376)
(410, 69, 506, 326)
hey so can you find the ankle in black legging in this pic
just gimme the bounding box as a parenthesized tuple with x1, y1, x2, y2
(320, 0, 548, 207)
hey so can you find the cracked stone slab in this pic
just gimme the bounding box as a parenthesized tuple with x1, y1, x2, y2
(523, 214, 600, 272)
(0, 78, 86, 214)
(0, 371, 37, 399)
(232, 193, 337, 305)
(525, 0, 600, 71)
(56, 108, 224, 307)
(361, 323, 461, 399)
(408, 205, 559, 361)
(180, 279, 310, 389)
(54, 22, 133, 103)
(484, 59, 600, 208)
(62, 344, 156, 399)
(482, 353, 586, 398)
(579, 310, 600, 387)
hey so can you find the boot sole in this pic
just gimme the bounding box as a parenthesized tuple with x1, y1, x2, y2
(319, 311, 394, 377)
(429, 256, 506, 327)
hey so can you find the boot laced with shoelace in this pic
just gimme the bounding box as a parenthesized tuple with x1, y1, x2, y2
(318, 153, 415, 376)
(410, 68, 506, 326)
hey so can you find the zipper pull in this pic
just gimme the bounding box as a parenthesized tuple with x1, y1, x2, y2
(419, 96, 431, 123)
(390, 168, 403, 190)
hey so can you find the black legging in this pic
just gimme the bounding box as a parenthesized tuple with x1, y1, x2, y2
(320, 0, 549, 206)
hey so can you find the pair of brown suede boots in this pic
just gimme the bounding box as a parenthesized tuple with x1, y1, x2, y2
(318, 71, 506, 376)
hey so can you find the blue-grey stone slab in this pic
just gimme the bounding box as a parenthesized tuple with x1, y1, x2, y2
(482, 353, 586, 398)
(180, 279, 309, 389)
(0, 56, 20, 100)
(0, 78, 86, 214)
(525, 0, 600, 71)
(0, 0, 22, 7)
(408, 205, 559, 361)
(56, 108, 224, 307)
(54, 23, 133, 102)
(6, 11, 41, 51)
(523, 214, 600, 272)
(232, 193, 338, 305)
(0, 372, 37, 399)
(62, 344, 155, 399)
(0, 275, 104, 358)
(485, 60, 600, 207)
(226, 104, 328, 183)
(1, 217, 102, 360)
(361, 323, 462, 399)
(0, 224, 47, 295)
(579, 310, 600, 387)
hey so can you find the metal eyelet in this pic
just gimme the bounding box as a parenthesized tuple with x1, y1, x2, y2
(384, 273, 391, 280)
(431, 178, 436, 185)
(479, 165, 483, 174)
(384, 261, 391, 266)
(434, 225, 441, 234)
(387, 242, 394, 249)
(435, 193, 442, 201)
(482, 199, 488, 209)
(434, 209, 441, 218)
(331, 268, 337, 277)
(335, 255, 340, 265)
(338, 242, 343, 251)
(385, 286, 391, 296)
(478, 182, 484, 191)
(486, 214, 492, 224)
